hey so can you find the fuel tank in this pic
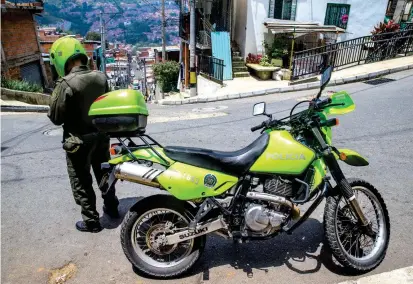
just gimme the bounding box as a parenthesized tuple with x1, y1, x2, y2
(250, 130, 315, 175)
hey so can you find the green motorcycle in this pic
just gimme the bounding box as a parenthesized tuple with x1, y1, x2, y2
(89, 66, 390, 278)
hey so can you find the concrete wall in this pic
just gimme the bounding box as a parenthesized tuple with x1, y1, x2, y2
(295, 0, 388, 40)
(245, 0, 270, 56)
(1, 88, 51, 106)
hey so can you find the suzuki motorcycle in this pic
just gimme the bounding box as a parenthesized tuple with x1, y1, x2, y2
(94, 66, 390, 278)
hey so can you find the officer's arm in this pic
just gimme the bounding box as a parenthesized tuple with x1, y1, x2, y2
(47, 81, 72, 125)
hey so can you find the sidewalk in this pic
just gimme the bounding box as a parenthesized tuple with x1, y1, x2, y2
(160, 56, 413, 105)
(0, 98, 49, 113)
(338, 266, 413, 284)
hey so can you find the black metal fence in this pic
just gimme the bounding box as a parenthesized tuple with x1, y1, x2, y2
(292, 29, 413, 79)
(198, 54, 225, 83)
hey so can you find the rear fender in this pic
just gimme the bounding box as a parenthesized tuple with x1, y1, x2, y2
(334, 148, 369, 167)
(109, 146, 174, 166)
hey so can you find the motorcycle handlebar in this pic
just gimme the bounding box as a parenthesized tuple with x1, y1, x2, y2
(317, 97, 332, 108)
(251, 122, 265, 132)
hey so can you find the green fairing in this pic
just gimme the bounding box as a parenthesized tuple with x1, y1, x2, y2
(334, 148, 369, 167)
(324, 91, 355, 115)
(311, 159, 327, 190)
(250, 131, 315, 175)
(156, 162, 238, 200)
(88, 89, 148, 116)
(109, 147, 174, 166)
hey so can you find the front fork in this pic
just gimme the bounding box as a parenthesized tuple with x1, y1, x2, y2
(311, 127, 371, 230)
(323, 152, 373, 232)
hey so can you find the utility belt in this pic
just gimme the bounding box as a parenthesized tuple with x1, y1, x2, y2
(62, 129, 108, 153)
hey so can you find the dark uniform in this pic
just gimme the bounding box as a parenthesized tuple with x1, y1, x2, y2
(48, 65, 119, 225)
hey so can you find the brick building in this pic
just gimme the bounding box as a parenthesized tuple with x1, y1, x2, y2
(1, 0, 48, 88)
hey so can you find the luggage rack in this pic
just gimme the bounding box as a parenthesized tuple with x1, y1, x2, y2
(110, 131, 170, 166)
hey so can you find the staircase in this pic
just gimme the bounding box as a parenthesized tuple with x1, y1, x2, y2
(231, 43, 250, 78)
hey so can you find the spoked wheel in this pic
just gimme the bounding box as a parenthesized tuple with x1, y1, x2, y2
(121, 195, 205, 278)
(324, 179, 390, 273)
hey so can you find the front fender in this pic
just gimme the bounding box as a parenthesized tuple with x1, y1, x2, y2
(334, 148, 369, 167)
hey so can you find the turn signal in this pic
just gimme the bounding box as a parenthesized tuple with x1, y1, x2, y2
(110, 144, 122, 156)
(339, 152, 347, 161)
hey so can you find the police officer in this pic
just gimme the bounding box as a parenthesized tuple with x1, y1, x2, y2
(48, 36, 119, 233)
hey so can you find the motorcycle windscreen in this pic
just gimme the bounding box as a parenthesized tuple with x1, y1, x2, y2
(156, 162, 238, 200)
(250, 130, 315, 175)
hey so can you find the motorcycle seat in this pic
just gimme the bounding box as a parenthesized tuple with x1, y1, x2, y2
(163, 133, 269, 176)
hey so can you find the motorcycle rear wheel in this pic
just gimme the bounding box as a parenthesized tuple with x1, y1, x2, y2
(120, 195, 206, 278)
(324, 178, 390, 273)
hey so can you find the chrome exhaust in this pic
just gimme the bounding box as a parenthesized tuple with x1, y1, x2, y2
(114, 162, 163, 187)
(246, 192, 300, 220)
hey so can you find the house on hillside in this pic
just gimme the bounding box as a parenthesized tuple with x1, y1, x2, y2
(233, 0, 394, 59)
(1, 0, 48, 88)
(179, 0, 382, 86)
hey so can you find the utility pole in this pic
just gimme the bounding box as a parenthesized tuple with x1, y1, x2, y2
(178, 0, 184, 91)
(143, 58, 147, 96)
(189, 0, 197, 97)
(161, 0, 166, 61)
(100, 11, 106, 75)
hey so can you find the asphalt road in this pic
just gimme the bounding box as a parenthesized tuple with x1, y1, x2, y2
(2, 70, 413, 284)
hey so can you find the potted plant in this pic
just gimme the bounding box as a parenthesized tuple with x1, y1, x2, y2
(263, 36, 289, 67)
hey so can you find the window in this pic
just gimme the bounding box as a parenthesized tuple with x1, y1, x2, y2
(270, 0, 297, 20)
(324, 3, 351, 29)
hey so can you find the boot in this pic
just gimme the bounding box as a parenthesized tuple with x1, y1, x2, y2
(75, 221, 103, 233)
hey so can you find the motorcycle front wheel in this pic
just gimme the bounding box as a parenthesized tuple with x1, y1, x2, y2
(324, 178, 390, 273)
(120, 195, 206, 278)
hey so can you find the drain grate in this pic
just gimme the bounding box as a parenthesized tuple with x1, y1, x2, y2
(364, 78, 396, 85)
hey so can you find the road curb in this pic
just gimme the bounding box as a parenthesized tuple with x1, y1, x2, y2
(1, 105, 49, 113)
(338, 266, 413, 284)
(160, 64, 413, 106)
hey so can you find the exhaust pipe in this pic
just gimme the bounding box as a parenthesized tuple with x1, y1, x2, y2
(114, 162, 163, 187)
(246, 192, 300, 220)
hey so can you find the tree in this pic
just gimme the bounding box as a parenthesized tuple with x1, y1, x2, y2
(85, 31, 101, 41)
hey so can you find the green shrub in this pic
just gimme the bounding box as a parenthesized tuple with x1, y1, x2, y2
(1, 77, 43, 93)
(259, 55, 273, 67)
(153, 61, 180, 93)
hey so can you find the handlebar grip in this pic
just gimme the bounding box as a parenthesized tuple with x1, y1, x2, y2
(251, 122, 264, 132)
(318, 97, 332, 108)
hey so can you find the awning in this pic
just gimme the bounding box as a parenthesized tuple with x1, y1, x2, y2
(264, 19, 345, 35)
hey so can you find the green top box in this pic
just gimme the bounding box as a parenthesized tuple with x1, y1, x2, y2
(89, 89, 149, 117)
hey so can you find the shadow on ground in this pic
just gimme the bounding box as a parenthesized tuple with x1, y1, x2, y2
(118, 210, 359, 281)
(100, 197, 144, 229)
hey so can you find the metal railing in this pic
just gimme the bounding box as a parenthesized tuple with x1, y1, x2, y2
(198, 54, 225, 83)
(292, 28, 413, 79)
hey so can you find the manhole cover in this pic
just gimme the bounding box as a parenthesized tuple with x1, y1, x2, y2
(43, 128, 63, 136)
(364, 78, 395, 86)
(192, 106, 228, 113)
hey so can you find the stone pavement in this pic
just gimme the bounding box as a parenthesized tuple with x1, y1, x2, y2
(160, 56, 413, 105)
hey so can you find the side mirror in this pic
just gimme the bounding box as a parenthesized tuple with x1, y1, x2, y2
(320, 65, 333, 90)
(253, 102, 266, 116)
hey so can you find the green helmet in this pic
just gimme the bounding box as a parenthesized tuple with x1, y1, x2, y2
(50, 36, 88, 78)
